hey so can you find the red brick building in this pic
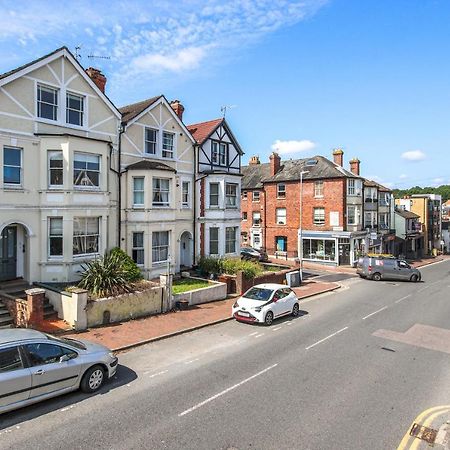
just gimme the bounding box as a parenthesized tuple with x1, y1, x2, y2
(241, 150, 394, 266)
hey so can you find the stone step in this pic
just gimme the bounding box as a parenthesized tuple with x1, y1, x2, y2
(0, 315, 13, 326)
(0, 308, 10, 317)
(0, 324, 12, 329)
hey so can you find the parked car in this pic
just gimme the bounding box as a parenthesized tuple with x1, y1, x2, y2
(356, 255, 421, 282)
(240, 247, 269, 262)
(232, 283, 300, 326)
(0, 329, 118, 414)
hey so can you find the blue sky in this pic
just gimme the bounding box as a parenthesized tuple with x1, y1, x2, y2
(0, 0, 449, 188)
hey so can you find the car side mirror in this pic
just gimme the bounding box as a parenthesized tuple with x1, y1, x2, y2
(59, 354, 70, 363)
(273, 296, 279, 302)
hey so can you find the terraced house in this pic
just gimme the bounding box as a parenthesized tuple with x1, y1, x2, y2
(0, 47, 121, 284)
(119, 97, 196, 278)
(241, 150, 394, 266)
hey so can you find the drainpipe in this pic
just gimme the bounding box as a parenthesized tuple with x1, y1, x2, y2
(193, 144, 197, 266)
(117, 124, 125, 246)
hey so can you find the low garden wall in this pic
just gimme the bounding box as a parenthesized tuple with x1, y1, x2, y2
(172, 278, 227, 307)
(86, 285, 163, 327)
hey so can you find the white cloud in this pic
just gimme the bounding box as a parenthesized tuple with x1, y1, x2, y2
(131, 46, 207, 74)
(399, 174, 408, 179)
(271, 139, 316, 155)
(401, 150, 426, 161)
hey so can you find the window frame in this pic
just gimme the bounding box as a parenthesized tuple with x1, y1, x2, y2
(182, 181, 190, 208)
(314, 180, 324, 198)
(225, 183, 238, 209)
(276, 207, 287, 225)
(66, 92, 84, 127)
(132, 231, 145, 266)
(209, 227, 219, 255)
(313, 207, 325, 225)
(347, 179, 355, 196)
(72, 216, 100, 257)
(211, 141, 228, 167)
(152, 177, 170, 207)
(48, 217, 63, 258)
(145, 128, 158, 155)
(225, 226, 237, 254)
(152, 231, 169, 264)
(133, 177, 145, 207)
(252, 211, 261, 226)
(48, 150, 63, 188)
(3, 146, 22, 187)
(73, 152, 101, 189)
(0, 346, 24, 373)
(162, 131, 174, 159)
(277, 184, 286, 198)
(252, 191, 260, 202)
(209, 182, 220, 208)
(242, 211, 248, 221)
(347, 205, 359, 226)
(37, 84, 58, 121)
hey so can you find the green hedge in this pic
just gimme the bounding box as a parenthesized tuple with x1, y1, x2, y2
(198, 256, 263, 279)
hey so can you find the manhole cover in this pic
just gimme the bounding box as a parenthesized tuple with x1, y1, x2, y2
(410, 423, 437, 444)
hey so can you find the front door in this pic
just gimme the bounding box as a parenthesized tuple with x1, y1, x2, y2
(0, 226, 17, 281)
(338, 244, 351, 265)
(251, 230, 261, 250)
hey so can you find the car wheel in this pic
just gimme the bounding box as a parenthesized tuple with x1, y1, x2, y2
(264, 311, 274, 326)
(80, 365, 105, 393)
(292, 303, 300, 317)
(410, 274, 419, 282)
(372, 272, 382, 282)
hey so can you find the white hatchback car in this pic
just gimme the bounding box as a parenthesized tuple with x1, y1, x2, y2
(232, 283, 300, 326)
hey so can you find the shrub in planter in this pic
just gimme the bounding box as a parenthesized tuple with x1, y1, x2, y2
(78, 250, 139, 298)
(110, 247, 143, 282)
(221, 257, 263, 279)
(198, 256, 223, 276)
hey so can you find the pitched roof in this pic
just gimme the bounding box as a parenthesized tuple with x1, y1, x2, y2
(241, 155, 359, 189)
(187, 118, 223, 144)
(0, 46, 66, 80)
(364, 179, 392, 192)
(125, 160, 176, 172)
(395, 209, 420, 219)
(119, 96, 162, 124)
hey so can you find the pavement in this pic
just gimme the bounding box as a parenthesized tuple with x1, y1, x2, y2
(63, 279, 340, 351)
(2, 258, 449, 449)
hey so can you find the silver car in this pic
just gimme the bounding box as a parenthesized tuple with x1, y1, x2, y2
(356, 256, 421, 282)
(0, 329, 118, 414)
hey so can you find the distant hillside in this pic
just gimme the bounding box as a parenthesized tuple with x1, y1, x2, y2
(393, 185, 450, 202)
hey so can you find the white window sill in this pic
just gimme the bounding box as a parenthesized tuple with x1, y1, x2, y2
(73, 253, 100, 259)
(3, 185, 23, 190)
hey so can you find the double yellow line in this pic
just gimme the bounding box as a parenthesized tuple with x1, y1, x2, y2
(397, 405, 450, 449)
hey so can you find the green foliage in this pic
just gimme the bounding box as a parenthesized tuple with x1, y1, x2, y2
(78, 250, 138, 298)
(221, 257, 263, 279)
(109, 247, 143, 282)
(393, 185, 450, 202)
(198, 256, 223, 276)
(172, 278, 210, 294)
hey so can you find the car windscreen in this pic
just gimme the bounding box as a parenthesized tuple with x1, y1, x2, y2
(45, 334, 87, 350)
(243, 287, 273, 301)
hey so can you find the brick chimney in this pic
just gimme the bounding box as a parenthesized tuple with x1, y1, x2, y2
(170, 100, 184, 121)
(332, 148, 344, 166)
(349, 158, 361, 176)
(85, 67, 106, 93)
(269, 152, 281, 176)
(249, 155, 260, 165)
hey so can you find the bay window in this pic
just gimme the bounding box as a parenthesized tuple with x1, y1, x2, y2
(73, 217, 100, 255)
(152, 178, 170, 207)
(73, 153, 100, 188)
(152, 231, 169, 263)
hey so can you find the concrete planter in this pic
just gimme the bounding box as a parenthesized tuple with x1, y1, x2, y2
(172, 277, 227, 307)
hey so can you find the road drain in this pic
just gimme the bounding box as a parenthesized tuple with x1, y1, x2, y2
(410, 423, 438, 444)
(381, 347, 396, 352)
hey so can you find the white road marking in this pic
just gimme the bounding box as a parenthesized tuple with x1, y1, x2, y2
(287, 322, 292, 326)
(418, 285, 430, 292)
(185, 359, 200, 365)
(255, 333, 264, 338)
(60, 405, 75, 412)
(179, 364, 278, 417)
(0, 426, 20, 436)
(248, 332, 258, 336)
(305, 327, 349, 350)
(362, 306, 388, 320)
(149, 370, 169, 378)
(272, 327, 282, 331)
(395, 294, 412, 304)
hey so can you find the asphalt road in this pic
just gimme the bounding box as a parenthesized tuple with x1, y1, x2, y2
(1, 260, 450, 450)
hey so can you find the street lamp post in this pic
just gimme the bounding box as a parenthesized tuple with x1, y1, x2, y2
(298, 170, 309, 282)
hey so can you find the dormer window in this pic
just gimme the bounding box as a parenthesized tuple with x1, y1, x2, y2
(66, 93, 84, 126)
(212, 141, 227, 166)
(162, 132, 174, 158)
(37, 85, 58, 121)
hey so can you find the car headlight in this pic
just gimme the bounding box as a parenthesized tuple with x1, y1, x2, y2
(254, 307, 262, 312)
(108, 352, 115, 359)
(233, 301, 239, 308)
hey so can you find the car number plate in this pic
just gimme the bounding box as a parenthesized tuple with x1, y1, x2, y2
(238, 311, 250, 317)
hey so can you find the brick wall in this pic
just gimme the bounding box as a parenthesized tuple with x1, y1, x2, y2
(235, 268, 294, 295)
(240, 188, 266, 246)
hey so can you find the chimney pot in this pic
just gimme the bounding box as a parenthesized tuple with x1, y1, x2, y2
(349, 158, 361, 176)
(332, 148, 344, 166)
(85, 67, 106, 93)
(249, 155, 260, 165)
(269, 152, 281, 175)
(170, 100, 185, 121)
